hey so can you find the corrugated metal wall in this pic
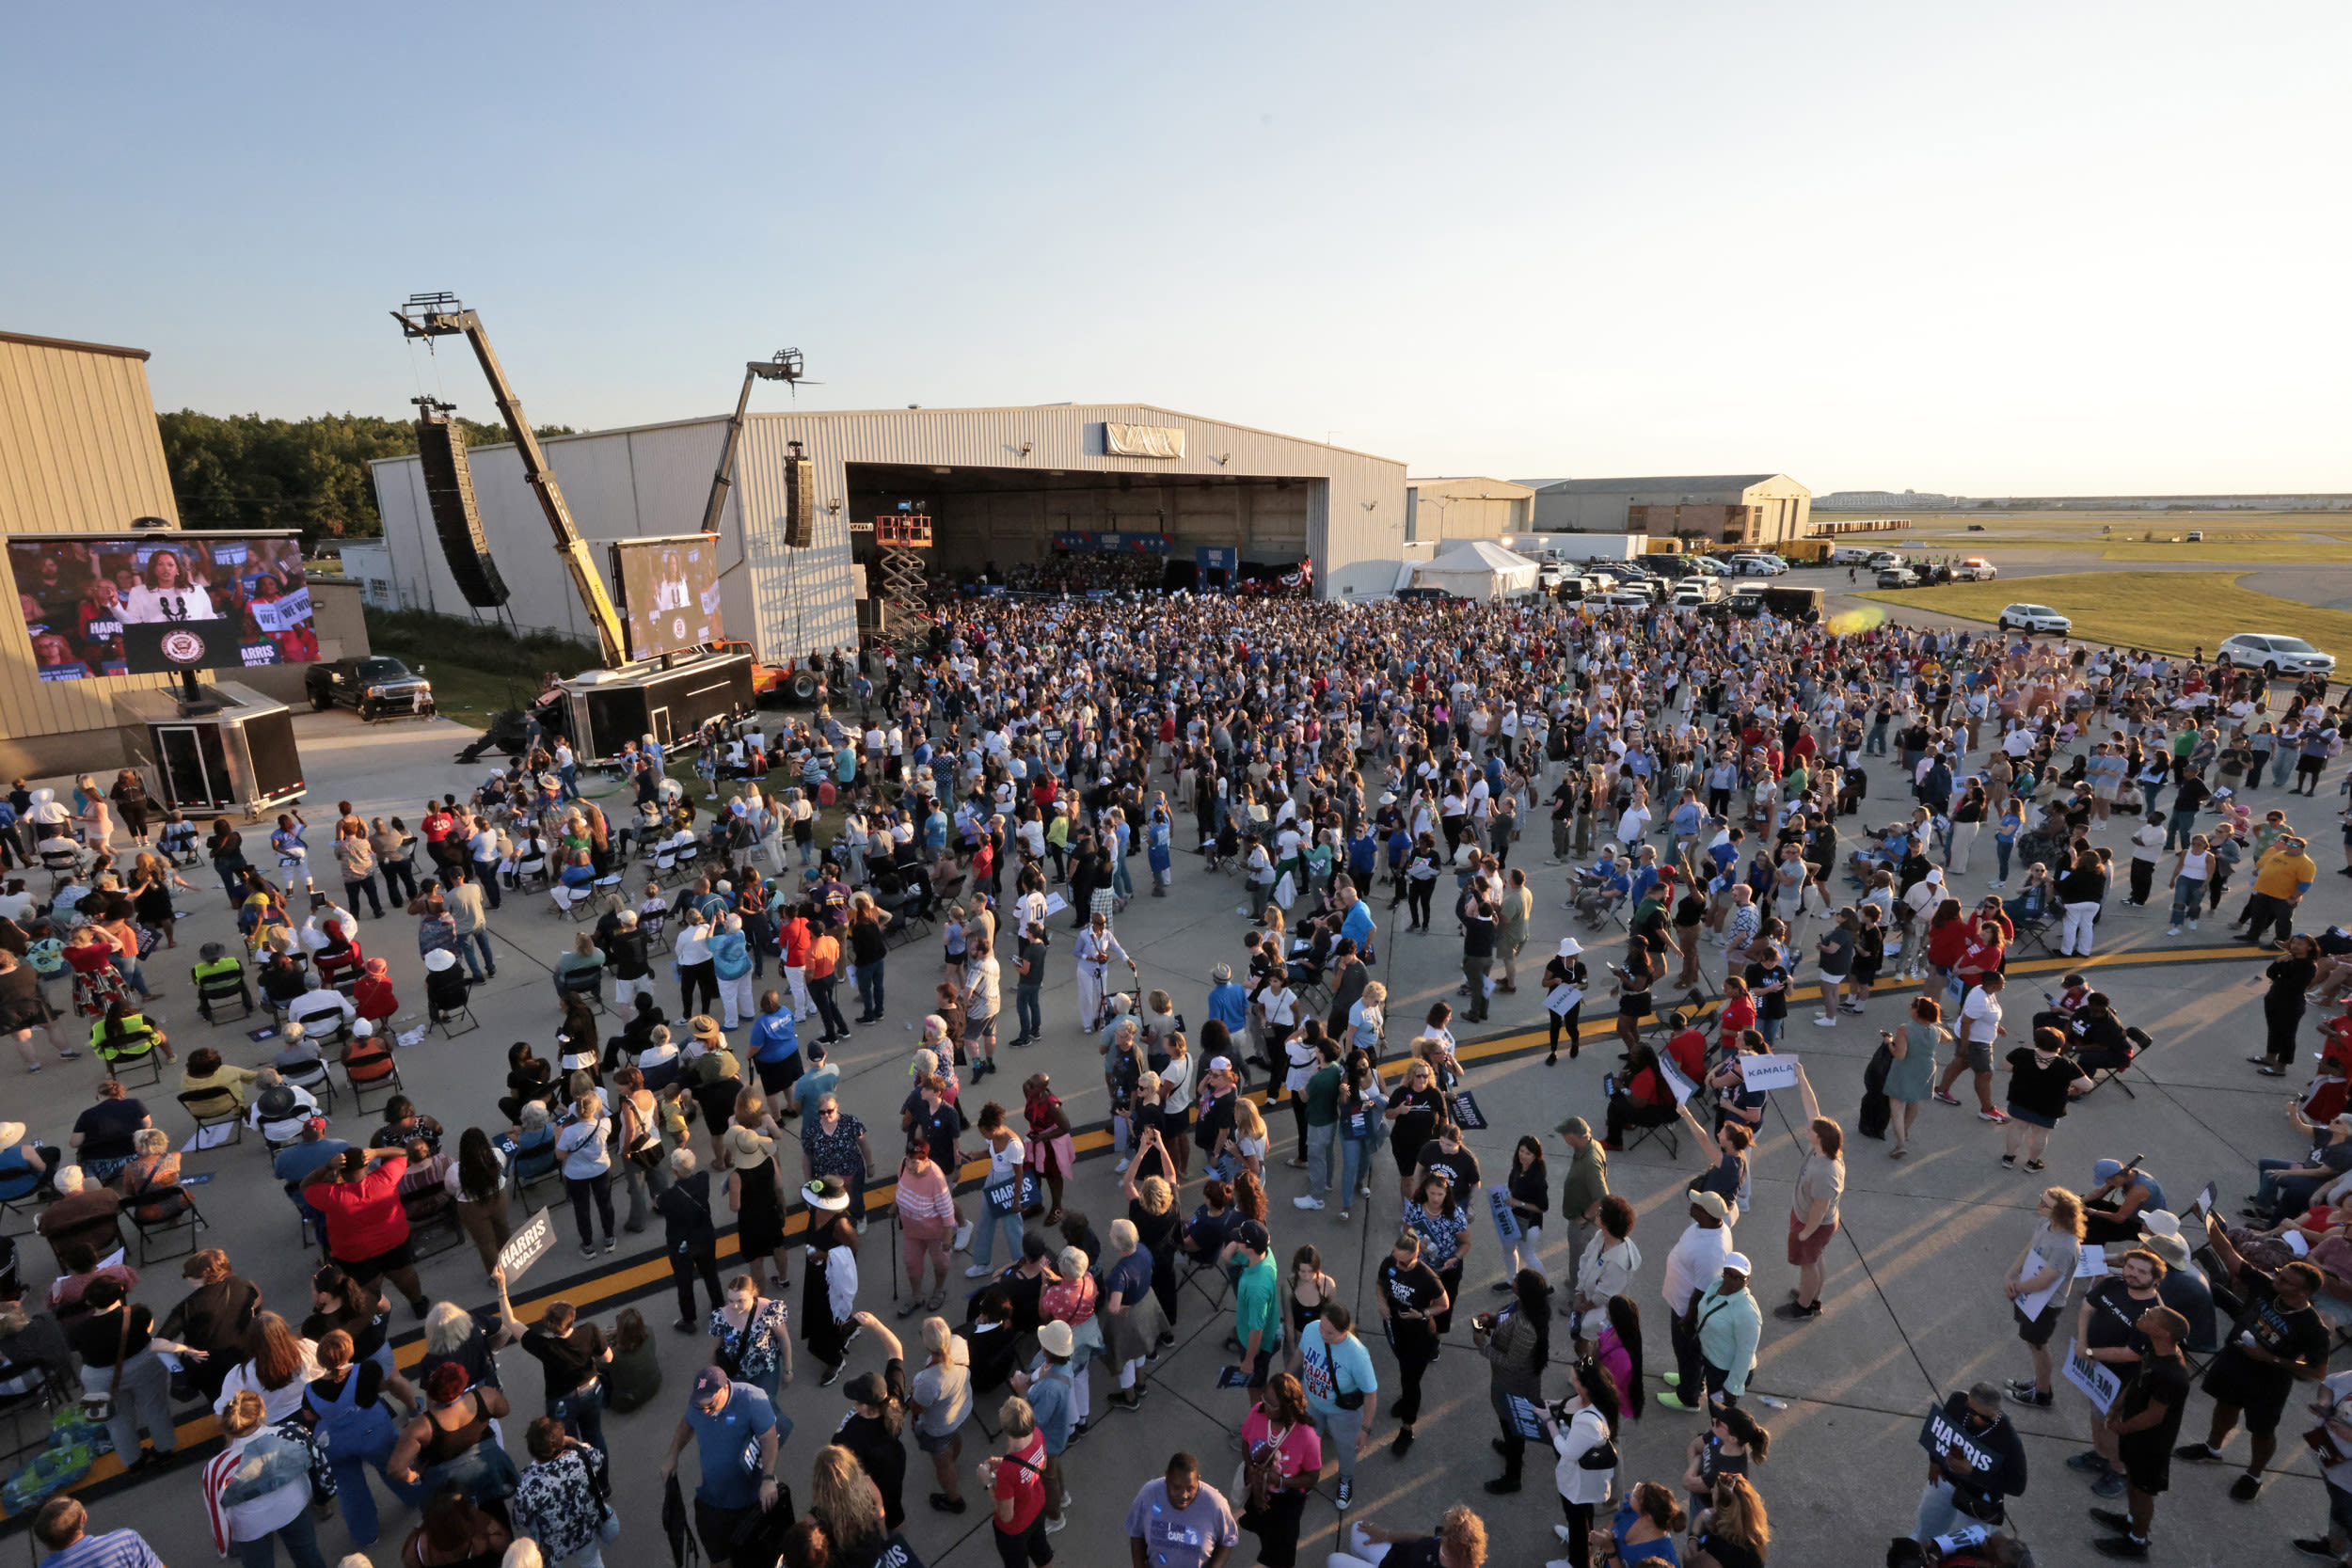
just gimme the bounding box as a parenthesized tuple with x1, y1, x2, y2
(372, 403, 1408, 663)
(0, 334, 185, 741)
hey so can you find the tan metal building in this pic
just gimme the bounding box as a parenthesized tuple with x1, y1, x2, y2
(1517, 474, 1813, 545)
(1403, 478, 1535, 544)
(0, 330, 189, 775)
(0, 329, 373, 777)
(370, 404, 1407, 661)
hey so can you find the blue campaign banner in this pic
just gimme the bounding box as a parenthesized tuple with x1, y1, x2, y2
(1196, 546, 1238, 573)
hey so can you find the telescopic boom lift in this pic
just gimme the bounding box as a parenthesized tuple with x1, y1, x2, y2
(390, 293, 628, 668)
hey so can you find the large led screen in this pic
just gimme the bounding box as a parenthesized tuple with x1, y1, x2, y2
(7, 532, 315, 679)
(612, 533, 723, 662)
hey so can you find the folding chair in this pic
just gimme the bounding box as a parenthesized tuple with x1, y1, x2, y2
(193, 961, 254, 1026)
(125, 1187, 207, 1265)
(177, 1086, 245, 1148)
(0, 1360, 73, 1466)
(515, 856, 551, 895)
(2010, 908, 2061, 960)
(2081, 1027, 2154, 1100)
(640, 909, 671, 957)
(94, 1038, 165, 1090)
(340, 1040, 405, 1116)
(556, 965, 609, 1016)
(0, 1168, 45, 1236)
(1620, 1116, 1681, 1160)
(36, 843, 80, 898)
(432, 992, 481, 1040)
(279, 1056, 342, 1117)
(510, 1136, 562, 1207)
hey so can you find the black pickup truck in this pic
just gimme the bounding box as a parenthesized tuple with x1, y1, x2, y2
(305, 656, 437, 721)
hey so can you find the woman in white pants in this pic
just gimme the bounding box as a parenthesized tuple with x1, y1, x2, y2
(1947, 780, 1987, 878)
(2054, 845, 2107, 959)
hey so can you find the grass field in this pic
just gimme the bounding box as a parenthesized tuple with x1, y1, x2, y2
(1853, 571, 2352, 659)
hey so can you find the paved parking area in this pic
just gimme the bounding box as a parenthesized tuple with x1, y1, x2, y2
(13, 705, 2347, 1567)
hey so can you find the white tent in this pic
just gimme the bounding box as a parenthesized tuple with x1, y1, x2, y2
(1410, 540, 1540, 598)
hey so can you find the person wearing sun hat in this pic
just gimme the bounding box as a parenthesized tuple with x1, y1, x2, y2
(421, 946, 469, 1028)
(1540, 937, 1588, 1065)
(802, 1175, 862, 1386)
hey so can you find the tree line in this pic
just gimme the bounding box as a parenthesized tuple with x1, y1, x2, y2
(158, 410, 573, 541)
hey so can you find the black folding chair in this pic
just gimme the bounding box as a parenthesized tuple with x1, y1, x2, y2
(126, 1187, 208, 1265)
(176, 1087, 245, 1148)
(2080, 1027, 2155, 1100)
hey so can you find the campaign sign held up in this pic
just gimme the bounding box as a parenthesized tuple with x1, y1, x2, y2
(2062, 1338, 2122, 1414)
(1740, 1055, 1800, 1092)
(1488, 1183, 1521, 1243)
(499, 1208, 559, 1285)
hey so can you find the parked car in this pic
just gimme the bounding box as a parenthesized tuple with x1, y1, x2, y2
(1867, 551, 1905, 571)
(1998, 603, 2072, 635)
(1967, 523, 1988, 531)
(2217, 633, 2335, 678)
(1830, 546, 1876, 565)
(306, 656, 436, 721)
(1395, 585, 1452, 601)
(1728, 554, 1788, 577)
(2186, 531, 2205, 542)
(1592, 587, 1656, 609)
(1671, 578, 1723, 606)
(1875, 566, 1920, 589)
(1951, 558, 1998, 581)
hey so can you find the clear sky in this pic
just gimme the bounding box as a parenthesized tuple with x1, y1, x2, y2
(7, 3, 2345, 495)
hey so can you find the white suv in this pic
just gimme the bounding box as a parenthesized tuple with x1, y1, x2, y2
(2217, 633, 2335, 678)
(1951, 558, 1997, 581)
(1998, 603, 2071, 635)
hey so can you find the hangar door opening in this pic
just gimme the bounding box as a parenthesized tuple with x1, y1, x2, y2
(845, 463, 1319, 598)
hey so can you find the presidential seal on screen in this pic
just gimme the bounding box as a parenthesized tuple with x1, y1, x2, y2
(159, 629, 207, 667)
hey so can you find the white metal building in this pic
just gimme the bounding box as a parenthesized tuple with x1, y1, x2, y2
(1403, 477, 1534, 544)
(369, 404, 1406, 664)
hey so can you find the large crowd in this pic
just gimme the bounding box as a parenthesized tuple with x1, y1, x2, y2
(2, 585, 2351, 1568)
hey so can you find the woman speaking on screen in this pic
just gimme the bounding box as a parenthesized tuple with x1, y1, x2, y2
(120, 547, 216, 625)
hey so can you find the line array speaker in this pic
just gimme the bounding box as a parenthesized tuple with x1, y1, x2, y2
(414, 417, 511, 607)
(784, 455, 815, 548)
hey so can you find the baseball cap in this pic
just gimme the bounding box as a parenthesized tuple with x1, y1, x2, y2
(2092, 1158, 2127, 1182)
(1722, 1252, 1753, 1275)
(302, 1116, 327, 1136)
(692, 1366, 730, 1400)
(1237, 1220, 1271, 1251)
(1691, 1192, 1731, 1221)
(842, 1371, 890, 1405)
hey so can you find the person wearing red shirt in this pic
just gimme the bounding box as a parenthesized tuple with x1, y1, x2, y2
(979, 1396, 1054, 1566)
(301, 1147, 428, 1315)
(353, 957, 399, 1026)
(1714, 976, 1757, 1048)
(1923, 903, 1973, 975)
(780, 912, 815, 1022)
(1663, 1016, 1708, 1085)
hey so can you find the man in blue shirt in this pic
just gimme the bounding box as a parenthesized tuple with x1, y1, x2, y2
(1205, 964, 1249, 1038)
(660, 1366, 782, 1565)
(1336, 882, 1375, 958)
(273, 1117, 348, 1238)
(747, 990, 803, 1106)
(31, 1498, 163, 1568)
(1295, 1301, 1381, 1511)
(790, 1038, 841, 1120)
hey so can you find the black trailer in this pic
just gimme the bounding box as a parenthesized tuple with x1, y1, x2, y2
(558, 650, 756, 763)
